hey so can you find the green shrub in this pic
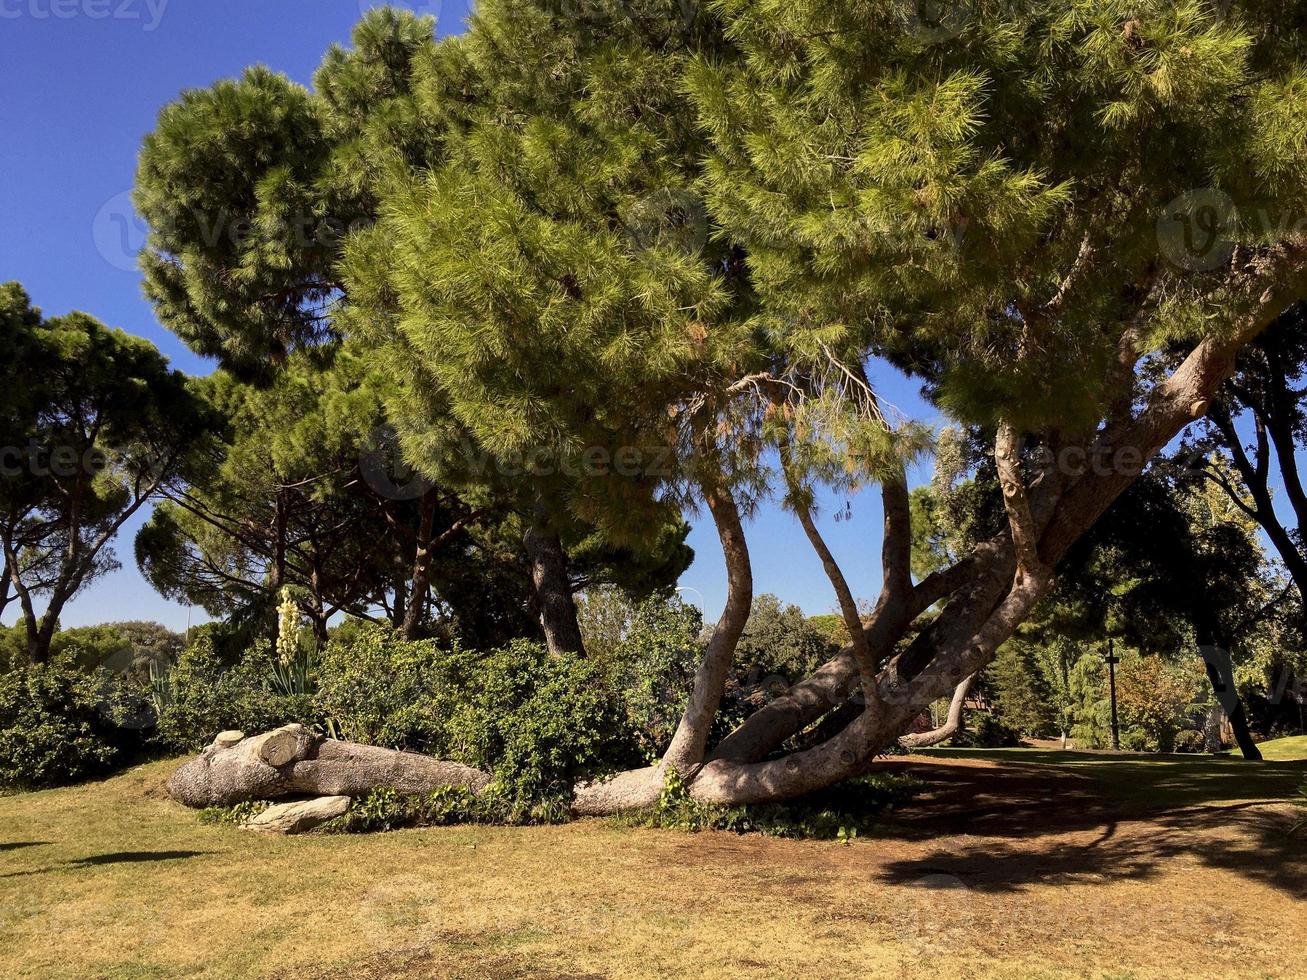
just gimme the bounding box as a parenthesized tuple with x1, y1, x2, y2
(324, 785, 499, 833)
(198, 799, 271, 826)
(0, 660, 133, 789)
(1172, 729, 1207, 754)
(443, 638, 635, 818)
(317, 627, 637, 820)
(599, 594, 702, 761)
(624, 767, 922, 841)
(155, 627, 316, 753)
(315, 627, 454, 753)
(951, 712, 1020, 748)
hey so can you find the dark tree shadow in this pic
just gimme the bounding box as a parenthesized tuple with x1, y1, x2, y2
(1, 850, 211, 879)
(0, 842, 49, 852)
(68, 850, 209, 867)
(872, 758, 1307, 899)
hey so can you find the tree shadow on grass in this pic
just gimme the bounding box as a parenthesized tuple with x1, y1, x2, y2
(873, 757, 1307, 899)
(68, 850, 210, 867)
(0, 842, 49, 852)
(0, 849, 211, 879)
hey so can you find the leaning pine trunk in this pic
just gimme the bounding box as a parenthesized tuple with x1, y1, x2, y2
(401, 488, 437, 640)
(523, 521, 585, 657)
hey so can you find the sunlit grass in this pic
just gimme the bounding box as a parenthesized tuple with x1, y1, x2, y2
(1250, 734, 1307, 761)
(2, 754, 1305, 978)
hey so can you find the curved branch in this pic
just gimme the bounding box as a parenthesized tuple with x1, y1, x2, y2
(662, 475, 753, 771)
(900, 674, 974, 748)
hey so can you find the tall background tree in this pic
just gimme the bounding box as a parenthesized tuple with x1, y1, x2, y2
(0, 283, 213, 664)
(133, 8, 695, 654)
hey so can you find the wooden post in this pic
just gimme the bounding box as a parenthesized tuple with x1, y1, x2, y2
(1105, 637, 1120, 751)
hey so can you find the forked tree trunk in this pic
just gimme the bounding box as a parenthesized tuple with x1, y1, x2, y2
(173, 251, 1306, 815)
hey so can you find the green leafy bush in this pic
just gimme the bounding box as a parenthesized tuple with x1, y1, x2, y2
(0, 660, 133, 789)
(315, 626, 454, 753)
(1172, 729, 1208, 754)
(324, 786, 501, 833)
(442, 638, 635, 818)
(318, 627, 636, 820)
(155, 626, 316, 753)
(597, 594, 702, 761)
(198, 799, 271, 826)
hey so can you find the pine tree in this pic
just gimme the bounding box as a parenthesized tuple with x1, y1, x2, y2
(133, 9, 696, 652)
(147, 4, 1307, 811)
(0, 283, 215, 664)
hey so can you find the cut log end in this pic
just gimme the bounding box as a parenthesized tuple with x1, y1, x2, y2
(258, 725, 311, 767)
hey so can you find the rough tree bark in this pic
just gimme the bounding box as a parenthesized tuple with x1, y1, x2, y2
(523, 519, 585, 657)
(401, 485, 439, 640)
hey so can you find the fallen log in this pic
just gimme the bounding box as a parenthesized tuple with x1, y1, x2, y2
(167, 724, 493, 808)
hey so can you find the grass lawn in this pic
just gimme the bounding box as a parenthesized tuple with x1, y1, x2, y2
(1249, 734, 1307, 761)
(1, 751, 1304, 979)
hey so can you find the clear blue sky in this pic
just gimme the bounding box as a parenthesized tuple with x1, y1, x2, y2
(0, 0, 943, 631)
